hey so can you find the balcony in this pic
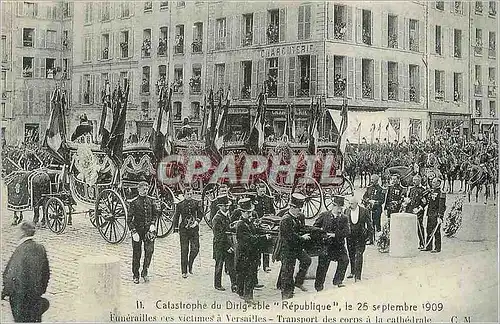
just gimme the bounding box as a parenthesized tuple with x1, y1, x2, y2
(334, 77, 346, 97)
(173, 79, 183, 93)
(474, 44, 483, 56)
(267, 24, 279, 44)
(362, 82, 373, 99)
(241, 85, 251, 99)
(388, 81, 398, 100)
(174, 36, 184, 54)
(410, 86, 418, 102)
(189, 77, 201, 94)
(362, 28, 371, 45)
(142, 40, 151, 57)
(454, 45, 462, 58)
(243, 32, 253, 46)
(476, 2, 483, 13)
(101, 47, 109, 60)
(388, 33, 398, 48)
(23, 39, 33, 47)
(489, 5, 497, 16)
(454, 2, 463, 14)
(141, 81, 150, 94)
(120, 42, 129, 58)
(266, 77, 278, 98)
(435, 90, 444, 100)
(474, 84, 482, 96)
(488, 85, 497, 97)
(334, 22, 346, 40)
(454, 91, 461, 102)
(409, 37, 418, 52)
(489, 47, 496, 58)
(158, 39, 167, 56)
(215, 40, 226, 50)
(192, 40, 202, 53)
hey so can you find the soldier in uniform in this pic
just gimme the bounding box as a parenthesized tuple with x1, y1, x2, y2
(212, 196, 236, 292)
(172, 186, 203, 278)
(403, 175, 428, 250)
(253, 183, 275, 272)
(234, 198, 270, 303)
(362, 174, 385, 241)
(384, 174, 406, 221)
(276, 193, 312, 300)
(313, 195, 350, 292)
(128, 181, 159, 284)
(424, 178, 446, 253)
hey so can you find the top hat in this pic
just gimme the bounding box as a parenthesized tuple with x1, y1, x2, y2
(237, 198, 254, 212)
(290, 193, 306, 208)
(332, 195, 345, 207)
(217, 196, 232, 207)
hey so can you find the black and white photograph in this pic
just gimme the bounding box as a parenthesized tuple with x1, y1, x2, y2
(0, 0, 498, 322)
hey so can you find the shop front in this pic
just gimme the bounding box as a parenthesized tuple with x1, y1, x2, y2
(429, 112, 471, 139)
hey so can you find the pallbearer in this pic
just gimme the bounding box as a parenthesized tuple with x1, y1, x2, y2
(253, 183, 275, 273)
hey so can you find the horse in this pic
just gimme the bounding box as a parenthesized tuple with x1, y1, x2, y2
(440, 151, 459, 193)
(466, 163, 490, 203)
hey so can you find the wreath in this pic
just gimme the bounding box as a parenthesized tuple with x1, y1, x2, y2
(74, 146, 99, 186)
(377, 222, 390, 253)
(443, 196, 464, 237)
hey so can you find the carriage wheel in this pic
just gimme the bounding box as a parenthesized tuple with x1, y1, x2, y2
(294, 177, 322, 219)
(95, 189, 128, 244)
(44, 197, 67, 234)
(256, 179, 288, 211)
(324, 178, 355, 210)
(202, 183, 219, 228)
(156, 190, 175, 238)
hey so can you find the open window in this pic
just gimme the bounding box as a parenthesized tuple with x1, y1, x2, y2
(190, 66, 202, 93)
(388, 15, 398, 48)
(192, 22, 203, 53)
(362, 59, 373, 99)
(216, 18, 227, 50)
(22, 57, 34, 78)
(241, 61, 252, 99)
(298, 55, 310, 97)
(435, 70, 445, 100)
(267, 9, 279, 44)
(334, 55, 347, 97)
(142, 29, 152, 57)
(174, 67, 183, 93)
(242, 14, 253, 46)
(159, 27, 167, 56)
(388, 61, 398, 100)
(334, 5, 347, 40)
(46, 58, 56, 79)
(175, 25, 184, 54)
(120, 30, 129, 58)
(142, 66, 150, 94)
(23, 28, 34, 47)
(101, 33, 110, 59)
(409, 65, 419, 102)
(362, 10, 372, 45)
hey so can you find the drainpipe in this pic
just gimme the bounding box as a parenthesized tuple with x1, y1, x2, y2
(423, 2, 429, 140)
(467, 1, 472, 139)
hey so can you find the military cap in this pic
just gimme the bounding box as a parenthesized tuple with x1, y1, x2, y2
(332, 195, 345, 207)
(237, 198, 255, 212)
(217, 196, 232, 206)
(290, 193, 306, 208)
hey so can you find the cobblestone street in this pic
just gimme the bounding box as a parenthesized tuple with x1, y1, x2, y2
(0, 181, 498, 322)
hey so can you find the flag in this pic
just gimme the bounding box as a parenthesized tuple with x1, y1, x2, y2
(246, 92, 266, 154)
(151, 86, 173, 160)
(43, 88, 68, 163)
(291, 104, 296, 140)
(307, 98, 321, 155)
(337, 100, 349, 155)
(105, 84, 129, 167)
(215, 89, 231, 150)
(99, 80, 113, 147)
(205, 89, 216, 149)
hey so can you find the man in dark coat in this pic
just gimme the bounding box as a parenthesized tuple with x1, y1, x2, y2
(404, 175, 428, 249)
(127, 181, 159, 284)
(253, 183, 275, 272)
(172, 186, 203, 278)
(345, 196, 373, 282)
(384, 174, 406, 220)
(2, 221, 50, 322)
(314, 195, 350, 292)
(362, 174, 385, 238)
(234, 198, 270, 303)
(276, 193, 312, 300)
(424, 178, 446, 253)
(212, 196, 236, 292)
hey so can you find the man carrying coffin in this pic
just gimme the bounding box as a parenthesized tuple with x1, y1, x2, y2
(253, 183, 275, 272)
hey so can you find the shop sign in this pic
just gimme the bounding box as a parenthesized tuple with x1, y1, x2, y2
(260, 44, 314, 58)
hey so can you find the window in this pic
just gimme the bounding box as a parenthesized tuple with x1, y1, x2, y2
(46, 30, 56, 49)
(144, 1, 152, 11)
(334, 56, 347, 97)
(265, 59, 278, 98)
(158, 65, 167, 83)
(22, 90, 34, 115)
(475, 65, 482, 95)
(174, 67, 183, 92)
(158, 27, 167, 56)
(362, 10, 372, 45)
(119, 71, 128, 89)
(84, 36, 92, 61)
(63, 59, 69, 79)
(120, 2, 130, 18)
(216, 18, 227, 50)
(190, 67, 202, 94)
(191, 102, 200, 120)
(101, 33, 110, 59)
(490, 101, 496, 116)
(490, 1, 497, 16)
(388, 62, 398, 100)
(334, 5, 347, 40)
(1, 104, 5, 118)
(435, 70, 445, 100)
(476, 1, 483, 13)
(215, 64, 225, 91)
(22, 57, 34, 78)
(475, 99, 482, 116)
(453, 73, 463, 101)
(388, 15, 398, 48)
(475, 29, 483, 56)
(46, 5, 57, 20)
(454, 29, 462, 58)
(160, 2, 168, 10)
(173, 102, 182, 120)
(267, 9, 280, 44)
(435, 25, 442, 55)
(120, 31, 129, 58)
(435, 1, 444, 10)
(175, 25, 184, 54)
(489, 32, 496, 57)
(62, 30, 69, 49)
(23, 28, 34, 47)
(63, 2, 71, 18)
(409, 19, 419, 51)
(489, 68, 497, 98)
(1, 36, 6, 62)
(362, 59, 373, 99)
(23, 2, 38, 17)
(45, 58, 56, 79)
(177, 1, 185, 8)
(242, 14, 253, 46)
(298, 5, 311, 40)
(83, 74, 91, 104)
(141, 67, 150, 94)
(240, 61, 252, 99)
(454, 1, 463, 14)
(409, 65, 419, 102)
(84, 3, 92, 24)
(298, 55, 311, 97)
(101, 2, 110, 21)
(142, 29, 151, 57)
(192, 22, 203, 53)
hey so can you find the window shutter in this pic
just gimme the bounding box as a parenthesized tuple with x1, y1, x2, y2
(429, 69, 434, 100)
(374, 59, 380, 100)
(225, 63, 231, 91)
(327, 55, 334, 97)
(128, 71, 133, 103)
(288, 56, 295, 97)
(370, 11, 375, 46)
(129, 2, 135, 17)
(346, 6, 353, 41)
(34, 58, 40, 78)
(448, 28, 454, 57)
(445, 71, 453, 101)
(398, 63, 404, 101)
(17, 2, 23, 16)
(429, 24, 435, 54)
(209, 19, 215, 51)
(419, 20, 424, 52)
(258, 58, 265, 93)
(298, 6, 304, 40)
(381, 60, 388, 100)
(226, 17, 232, 49)
(23, 90, 28, 114)
(355, 8, 362, 43)
(253, 13, 260, 45)
(38, 29, 46, 48)
(129, 30, 134, 58)
(232, 61, 239, 99)
(310, 55, 317, 96)
(95, 74, 101, 104)
(78, 75, 82, 103)
(29, 89, 34, 114)
(17, 28, 22, 48)
(305, 5, 311, 40)
(404, 18, 409, 50)
(115, 32, 120, 58)
(355, 58, 362, 99)
(236, 15, 241, 47)
(347, 57, 354, 98)
(278, 57, 285, 97)
(398, 16, 404, 50)
(381, 12, 388, 47)
(327, 3, 333, 39)
(41, 58, 46, 79)
(251, 60, 258, 98)
(403, 63, 409, 101)
(279, 8, 286, 42)
(261, 11, 267, 44)
(420, 65, 425, 102)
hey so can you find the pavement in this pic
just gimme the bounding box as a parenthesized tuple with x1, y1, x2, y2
(0, 179, 498, 323)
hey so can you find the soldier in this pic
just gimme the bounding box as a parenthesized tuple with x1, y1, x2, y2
(313, 195, 350, 292)
(128, 181, 159, 284)
(172, 186, 203, 278)
(384, 174, 406, 221)
(234, 198, 270, 304)
(362, 174, 385, 241)
(212, 196, 236, 292)
(403, 175, 428, 250)
(424, 178, 446, 253)
(253, 183, 275, 272)
(276, 193, 312, 299)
